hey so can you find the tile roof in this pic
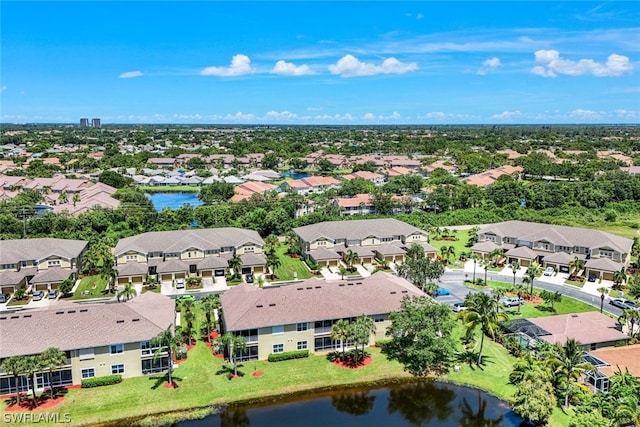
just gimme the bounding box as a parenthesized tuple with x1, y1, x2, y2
(29, 268, 75, 284)
(0, 238, 87, 265)
(220, 271, 424, 331)
(294, 218, 425, 243)
(590, 345, 640, 378)
(529, 312, 628, 346)
(0, 292, 175, 358)
(114, 228, 264, 257)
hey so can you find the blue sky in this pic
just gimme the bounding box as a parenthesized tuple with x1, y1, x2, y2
(1, 1, 639, 125)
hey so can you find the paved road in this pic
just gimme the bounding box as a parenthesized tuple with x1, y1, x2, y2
(436, 269, 624, 318)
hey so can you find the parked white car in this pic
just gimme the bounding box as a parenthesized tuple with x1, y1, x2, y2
(500, 296, 524, 307)
(543, 266, 554, 276)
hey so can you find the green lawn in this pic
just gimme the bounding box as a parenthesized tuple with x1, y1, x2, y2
(429, 231, 472, 264)
(6, 296, 31, 306)
(272, 244, 312, 281)
(68, 275, 109, 300)
(564, 279, 585, 288)
(463, 280, 597, 318)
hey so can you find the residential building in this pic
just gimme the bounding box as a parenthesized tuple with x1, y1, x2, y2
(113, 228, 266, 285)
(230, 181, 277, 202)
(219, 271, 424, 361)
(0, 292, 175, 394)
(585, 344, 640, 392)
(462, 165, 523, 187)
(280, 176, 341, 195)
(0, 238, 87, 295)
(293, 218, 431, 267)
(472, 221, 633, 280)
(341, 170, 386, 186)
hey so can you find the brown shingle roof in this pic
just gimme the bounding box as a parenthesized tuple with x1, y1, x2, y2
(220, 271, 424, 331)
(294, 218, 425, 243)
(590, 344, 640, 378)
(0, 292, 174, 358)
(529, 312, 628, 346)
(0, 238, 87, 265)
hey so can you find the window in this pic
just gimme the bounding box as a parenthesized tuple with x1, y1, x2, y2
(271, 325, 284, 335)
(126, 255, 137, 261)
(48, 260, 61, 267)
(78, 348, 94, 360)
(382, 237, 393, 242)
(140, 341, 161, 356)
(81, 368, 95, 379)
(296, 322, 308, 332)
(297, 341, 307, 350)
(273, 344, 284, 353)
(244, 246, 254, 253)
(317, 241, 326, 246)
(111, 364, 125, 374)
(373, 314, 385, 323)
(600, 250, 613, 258)
(110, 344, 124, 355)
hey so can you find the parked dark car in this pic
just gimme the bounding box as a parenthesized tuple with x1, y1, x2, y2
(0, 293, 10, 303)
(48, 289, 59, 299)
(32, 290, 44, 301)
(588, 274, 597, 282)
(245, 274, 254, 284)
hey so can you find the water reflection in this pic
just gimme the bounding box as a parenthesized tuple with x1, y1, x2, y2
(178, 381, 521, 427)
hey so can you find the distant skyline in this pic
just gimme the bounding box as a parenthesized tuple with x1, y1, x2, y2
(1, 1, 639, 125)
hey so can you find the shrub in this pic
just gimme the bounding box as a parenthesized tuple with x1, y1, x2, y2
(375, 339, 392, 349)
(81, 374, 122, 388)
(267, 350, 309, 362)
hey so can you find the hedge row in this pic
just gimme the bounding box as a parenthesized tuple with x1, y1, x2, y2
(267, 350, 309, 362)
(375, 339, 392, 348)
(81, 374, 122, 388)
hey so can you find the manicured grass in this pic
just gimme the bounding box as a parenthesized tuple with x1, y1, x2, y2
(463, 280, 597, 318)
(69, 275, 109, 300)
(6, 297, 30, 306)
(429, 232, 472, 265)
(564, 279, 585, 288)
(272, 244, 312, 281)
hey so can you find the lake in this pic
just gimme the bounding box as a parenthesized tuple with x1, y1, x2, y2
(147, 192, 203, 211)
(178, 380, 522, 426)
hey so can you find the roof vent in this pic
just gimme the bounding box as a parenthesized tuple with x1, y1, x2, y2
(356, 282, 362, 285)
(401, 290, 408, 294)
(80, 309, 88, 313)
(116, 320, 125, 324)
(256, 304, 263, 308)
(315, 286, 321, 289)
(10, 315, 19, 319)
(0, 317, 6, 320)
(269, 303, 276, 307)
(390, 291, 397, 294)
(67, 310, 76, 313)
(338, 284, 345, 287)
(347, 283, 354, 286)
(306, 287, 312, 289)
(297, 287, 303, 290)
(571, 314, 579, 318)
(55, 311, 64, 314)
(132, 318, 140, 322)
(23, 314, 32, 318)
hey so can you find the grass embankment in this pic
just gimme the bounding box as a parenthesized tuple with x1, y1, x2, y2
(272, 244, 313, 281)
(463, 280, 597, 318)
(68, 276, 108, 300)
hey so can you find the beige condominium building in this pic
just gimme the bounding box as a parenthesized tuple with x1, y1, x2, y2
(113, 228, 266, 285)
(293, 218, 436, 268)
(219, 271, 424, 361)
(0, 238, 88, 295)
(0, 292, 175, 395)
(472, 220, 633, 280)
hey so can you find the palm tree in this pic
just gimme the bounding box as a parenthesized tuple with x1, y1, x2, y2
(22, 355, 43, 407)
(470, 253, 478, 284)
(406, 243, 425, 261)
(151, 326, 182, 385)
(512, 283, 527, 315)
(339, 266, 347, 280)
(264, 234, 279, 256)
(481, 258, 491, 285)
(117, 281, 137, 302)
(510, 261, 520, 287)
(597, 287, 608, 313)
(345, 249, 360, 271)
(445, 245, 456, 264)
(218, 333, 247, 377)
(458, 293, 509, 365)
(40, 347, 67, 399)
(228, 253, 242, 280)
(549, 338, 595, 407)
(525, 263, 542, 296)
(201, 294, 220, 343)
(58, 190, 69, 204)
(331, 319, 351, 360)
(618, 309, 640, 338)
(352, 315, 376, 363)
(99, 256, 118, 294)
(266, 254, 281, 280)
(568, 256, 586, 278)
(0, 356, 25, 405)
(613, 270, 627, 290)
(72, 193, 81, 207)
(491, 288, 507, 313)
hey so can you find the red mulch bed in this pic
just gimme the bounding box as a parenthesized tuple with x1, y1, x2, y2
(526, 296, 543, 304)
(4, 395, 65, 412)
(333, 355, 372, 369)
(163, 381, 178, 389)
(186, 343, 197, 352)
(229, 374, 242, 380)
(252, 371, 264, 377)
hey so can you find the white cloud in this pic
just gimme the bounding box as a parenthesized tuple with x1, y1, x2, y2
(201, 54, 255, 77)
(477, 57, 502, 75)
(1, 86, 7, 92)
(119, 70, 144, 79)
(271, 60, 314, 76)
(531, 50, 632, 78)
(265, 111, 298, 119)
(328, 54, 418, 77)
(490, 110, 523, 120)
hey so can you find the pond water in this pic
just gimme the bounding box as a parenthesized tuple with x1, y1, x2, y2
(282, 170, 311, 180)
(147, 192, 203, 211)
(177, 380, 522, 427)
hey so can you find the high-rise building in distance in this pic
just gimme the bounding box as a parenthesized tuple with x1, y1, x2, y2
(80, 118, 89, 128)
(91, 118, 101, 128)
